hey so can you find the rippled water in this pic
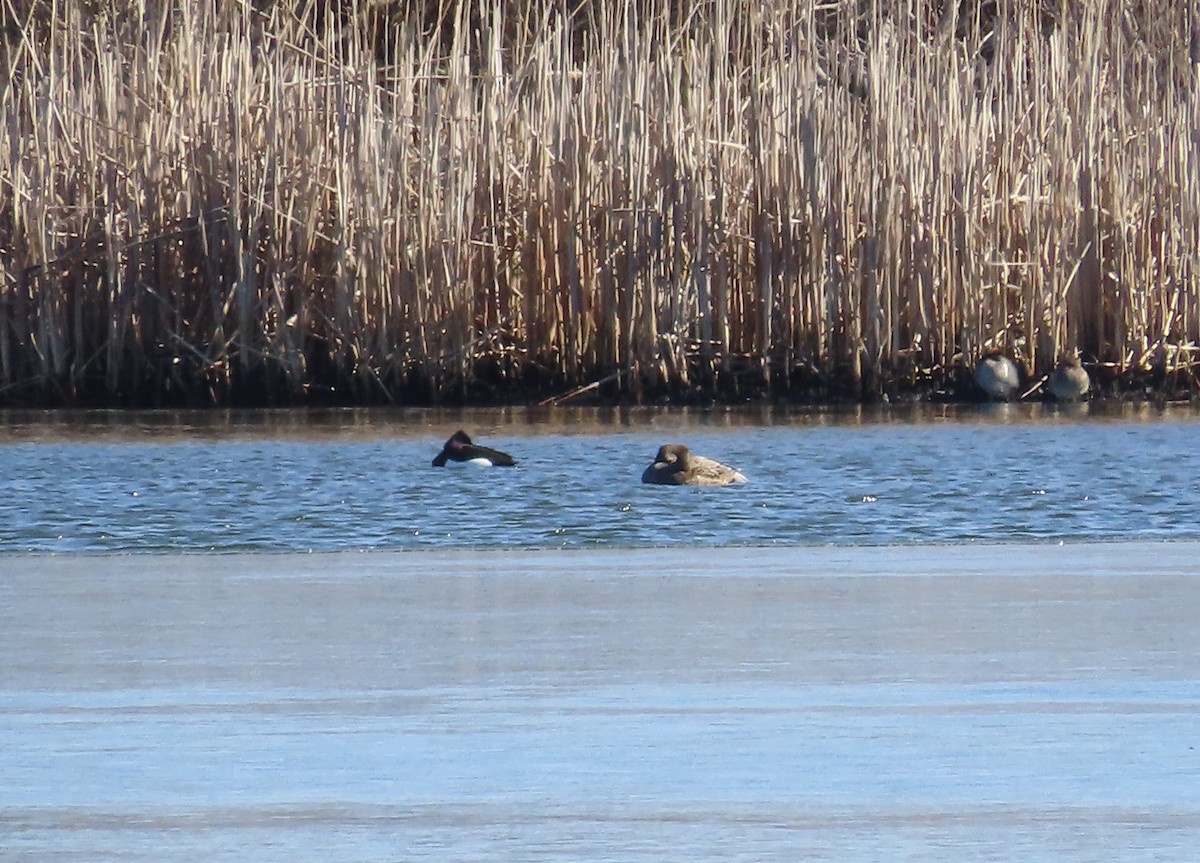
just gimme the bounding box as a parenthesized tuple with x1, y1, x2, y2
(2, 402, 1200, 552)
(3, 404, 1200, 862)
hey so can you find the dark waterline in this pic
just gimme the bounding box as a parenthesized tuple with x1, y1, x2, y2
(3, 399, 1199, 441)
(2, 402, 1200, 554)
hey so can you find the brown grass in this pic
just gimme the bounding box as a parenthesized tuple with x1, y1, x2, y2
(1, 0, 1197, 405)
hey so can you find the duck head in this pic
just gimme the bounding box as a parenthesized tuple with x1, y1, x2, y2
(642, 444, 691, 483)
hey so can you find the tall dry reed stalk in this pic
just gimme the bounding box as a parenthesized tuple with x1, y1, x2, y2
(0, 0, 1196, 405)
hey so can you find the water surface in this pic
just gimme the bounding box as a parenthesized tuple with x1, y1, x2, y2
(3, 405, 1200, 861)
(2, 545, 1198, 862)
(2, 403, 1199, 552)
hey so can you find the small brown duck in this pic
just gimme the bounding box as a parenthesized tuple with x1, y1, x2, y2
(641, 444, 747, 486)
(1046, 352, 1090, 401)
(432, 430, 517, 467)
(974, 351, 1020, 401)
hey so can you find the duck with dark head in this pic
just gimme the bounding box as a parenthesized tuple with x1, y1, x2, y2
(641, 444, 747, 486)
(432, 430, 517, 467)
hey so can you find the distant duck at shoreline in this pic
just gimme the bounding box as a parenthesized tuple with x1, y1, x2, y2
(641, 444, 747, 486)
(974, 351, 1020, 401)
(432, 430, 517, 467)
(1046, 353, 1091, 401)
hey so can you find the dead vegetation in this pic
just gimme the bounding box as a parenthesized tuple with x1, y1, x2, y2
(1, 0, 1197, 405)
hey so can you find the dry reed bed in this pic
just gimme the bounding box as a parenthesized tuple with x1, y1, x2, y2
(0, 0, 1197, 405)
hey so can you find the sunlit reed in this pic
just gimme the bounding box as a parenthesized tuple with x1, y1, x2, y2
(0, 0, 1196, 405)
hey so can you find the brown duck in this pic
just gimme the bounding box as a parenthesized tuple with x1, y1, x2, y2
(1046, 353, 1090, 401)
(641, 444, 747, 486)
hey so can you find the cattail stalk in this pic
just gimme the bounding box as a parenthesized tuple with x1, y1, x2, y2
(0, 0, 1195, 405)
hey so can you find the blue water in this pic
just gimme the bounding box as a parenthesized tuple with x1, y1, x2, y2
(3, 405, 1200, 862)
(3, 545, 1200, 862)
(2, 403, 1199, 552)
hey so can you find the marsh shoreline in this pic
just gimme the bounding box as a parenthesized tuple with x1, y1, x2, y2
(0, 352, 1195, 409)
(3, 2, 1197, 411)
